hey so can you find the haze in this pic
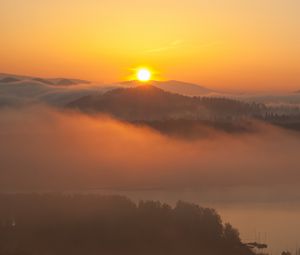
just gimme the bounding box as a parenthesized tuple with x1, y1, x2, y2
(0, 106, 300, 253)
(1, 1, 300, 254)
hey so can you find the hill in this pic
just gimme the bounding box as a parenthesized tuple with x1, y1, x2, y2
(0, 73, 109, 106)
(68, 85, 266, 121)
(0, 73, 90, 86)
(114, 80, 217, 96)
(156, 80, 214, 96)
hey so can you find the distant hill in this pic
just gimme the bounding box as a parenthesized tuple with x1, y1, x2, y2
(0, 77, 20, 83)
(114, 80, 217, 97)
(0, 75, 216, 97)
(0, 73, 109, 106)
(155, 80, 215, 96)
(0, 73, 90, 86)
(68, 85, 266, 121)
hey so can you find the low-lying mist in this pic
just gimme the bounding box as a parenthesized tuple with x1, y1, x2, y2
(0, 105, 299, 203)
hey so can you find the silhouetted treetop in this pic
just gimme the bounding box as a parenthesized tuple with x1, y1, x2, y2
(0, 194, 256, 255)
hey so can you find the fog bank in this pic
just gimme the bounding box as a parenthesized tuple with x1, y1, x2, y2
(0, 106, 299, 198)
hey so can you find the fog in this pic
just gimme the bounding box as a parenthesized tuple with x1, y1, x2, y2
(0, 106, 299, 192)
(1, 106, 300, 253)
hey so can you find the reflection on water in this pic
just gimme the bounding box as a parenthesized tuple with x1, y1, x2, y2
(220, 204, 300, 255)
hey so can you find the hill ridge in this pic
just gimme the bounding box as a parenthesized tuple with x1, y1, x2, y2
(68, 85, 266, 121)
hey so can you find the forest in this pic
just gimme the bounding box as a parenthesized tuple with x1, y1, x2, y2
(0, 194, 256, 255)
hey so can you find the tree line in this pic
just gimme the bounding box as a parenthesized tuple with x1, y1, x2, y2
(0, 194, 256, 255)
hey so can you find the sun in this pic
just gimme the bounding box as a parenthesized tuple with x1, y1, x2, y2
(137, 68, 152, 82)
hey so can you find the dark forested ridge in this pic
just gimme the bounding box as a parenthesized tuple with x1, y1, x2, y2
(0, 194, 256, 255)
(67, 85, 300, 134)
(67, 86, 266, 121)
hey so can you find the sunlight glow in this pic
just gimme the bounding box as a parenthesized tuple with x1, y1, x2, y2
(137, 68, 152, 82)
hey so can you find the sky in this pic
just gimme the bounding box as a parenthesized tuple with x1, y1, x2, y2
(0, 0, 299, 92)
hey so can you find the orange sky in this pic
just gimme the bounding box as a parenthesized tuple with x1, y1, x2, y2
(0, 0, 299, 92)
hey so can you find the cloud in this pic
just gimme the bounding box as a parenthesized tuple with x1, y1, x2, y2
(144, 40, 224, 54)
(0, 106, 300, 203)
